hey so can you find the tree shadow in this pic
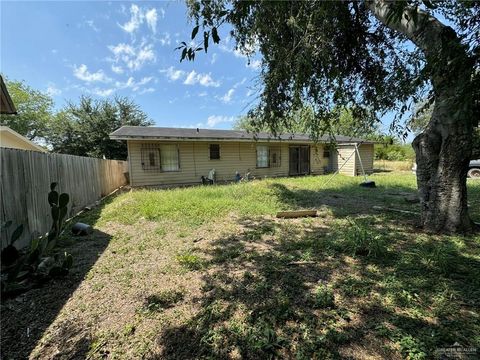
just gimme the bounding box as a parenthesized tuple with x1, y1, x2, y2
(153, 211, 480, 359)
(0, 196, 117, 359)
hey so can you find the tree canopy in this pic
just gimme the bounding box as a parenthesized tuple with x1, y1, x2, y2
(47, 96, 152, 160)
(0, 77, 54, 140)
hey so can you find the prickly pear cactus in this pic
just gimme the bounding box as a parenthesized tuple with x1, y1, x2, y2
(47, 182, 70, 251)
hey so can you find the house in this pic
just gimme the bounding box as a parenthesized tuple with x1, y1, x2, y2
(0, 76, 17, 115)
(0, 126, 46, 152)
(109, 126, 375, 187)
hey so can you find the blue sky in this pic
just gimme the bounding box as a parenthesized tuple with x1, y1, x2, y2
(1, 1, 264, 129)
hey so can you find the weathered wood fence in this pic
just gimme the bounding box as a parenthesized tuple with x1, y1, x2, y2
(1, 148, 128, 249)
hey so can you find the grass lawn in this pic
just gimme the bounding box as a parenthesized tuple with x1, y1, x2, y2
(2, 171, 480, 359)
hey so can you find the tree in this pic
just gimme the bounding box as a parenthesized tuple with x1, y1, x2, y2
(47, 96, 152, 160)
(234, 106, 379, 139)
(0, 78, 54, 140)
(179, 1, 479, 233)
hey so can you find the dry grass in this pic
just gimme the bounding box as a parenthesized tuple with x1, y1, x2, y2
(1, 172, 479, 359)
(374, 160, 414, 172)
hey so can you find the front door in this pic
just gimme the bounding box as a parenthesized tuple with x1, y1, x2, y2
(289, 146, 310, 175)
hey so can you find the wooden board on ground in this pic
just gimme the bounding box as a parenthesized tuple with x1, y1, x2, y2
(276, 210, 317, 218)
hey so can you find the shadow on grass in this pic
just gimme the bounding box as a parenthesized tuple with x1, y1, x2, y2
(153, 214, 480, 359)
(0, 196, 117, 360)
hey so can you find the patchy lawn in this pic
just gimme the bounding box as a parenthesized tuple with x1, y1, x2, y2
(2, 173, 479, 359)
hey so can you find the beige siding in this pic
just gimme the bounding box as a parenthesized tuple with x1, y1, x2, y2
(126, 140, 372, 186)
(355, 144, 374, 175)
(331, 145, 357, 176)
(128, 141, 330, 186)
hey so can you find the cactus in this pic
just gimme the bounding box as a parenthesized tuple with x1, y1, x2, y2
(1, 221, 24, 267)
(46, 182, 70, 252)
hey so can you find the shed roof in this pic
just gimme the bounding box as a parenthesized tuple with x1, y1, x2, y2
(110, 126, 374, 144)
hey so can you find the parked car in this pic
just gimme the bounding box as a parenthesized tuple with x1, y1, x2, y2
(412, 159, 480, 178)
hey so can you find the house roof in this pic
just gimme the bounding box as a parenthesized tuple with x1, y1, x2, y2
(0, 76, 17, 115)
(0, 126, 47, 152)
(110, 126, 374, 144)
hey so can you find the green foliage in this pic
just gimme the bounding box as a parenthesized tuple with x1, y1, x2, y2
(46, 95, 152, 160)
(312, 284, 335, 308)
(375, 143, 415, 161)
(0, 77, 54, 141)
(0, 222, 23, 267)
(340, 219, 387, 258)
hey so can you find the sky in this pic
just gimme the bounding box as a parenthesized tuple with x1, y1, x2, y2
(1, 1, 406, 136)
(1, 1, 264, 130)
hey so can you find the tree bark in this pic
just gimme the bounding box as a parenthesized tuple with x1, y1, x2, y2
(368, 1, 476, 233)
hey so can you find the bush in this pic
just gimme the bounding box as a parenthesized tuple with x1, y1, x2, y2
(375, 144, 415, 161)
(340, 219, 387, 258)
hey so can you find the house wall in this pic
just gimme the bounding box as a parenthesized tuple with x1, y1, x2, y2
(127, 140, 329, 187)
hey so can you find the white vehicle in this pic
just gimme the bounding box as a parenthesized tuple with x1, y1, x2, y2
(412, 160, 480, 178)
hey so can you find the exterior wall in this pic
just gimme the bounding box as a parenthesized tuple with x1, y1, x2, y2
(355, 144, 374, 175)
(128, 140, 329, 187)
(0, 130, 46, 152)
(331, 145, 357, 176)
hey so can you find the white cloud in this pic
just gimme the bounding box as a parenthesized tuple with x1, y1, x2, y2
(115, 76, 153, 91)
(92, 88, 115, 97)
(210, 53, 218, 64)
(111, 64, 124, 74)
(247, 59, 262, 70)
(219, 88, 235, 103)
(139, 87, 155, 95)
(183, 71, 220, 87)
(46, 83, 62, 96)
(108, 42, 156, 71)
(119, 4, 143, 33)
(145, 8, 158, 34)
(206, 115, 235, 128)
(159, 32, 171, 46)
(160, 66, 185, 81)
(73, 64, 111, 83)
(86, 19, 100, 32)
(119, 4, 160, 35)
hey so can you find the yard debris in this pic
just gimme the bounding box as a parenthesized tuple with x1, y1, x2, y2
(276, 210, 317, 218)
(372, 205, 419, 215)
(71, 222, 93, 236)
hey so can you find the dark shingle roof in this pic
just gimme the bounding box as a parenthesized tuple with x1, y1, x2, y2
(109, 126, 373, 144)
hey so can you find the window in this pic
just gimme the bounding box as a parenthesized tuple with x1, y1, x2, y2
(323, 148, 330, 158)
(141, 144, 161, 171)
(270, 147, 281, 168)
(209, 144, 220, 160)
(160, 144, 180, 171)
(256, 145, 269, 168)
(140, 143, 179, 172)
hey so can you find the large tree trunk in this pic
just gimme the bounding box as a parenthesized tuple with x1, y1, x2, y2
(369, 1, 476, 233)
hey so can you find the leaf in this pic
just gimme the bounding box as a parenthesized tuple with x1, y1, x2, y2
(180, 48, 187, 62)
(203, 31, 209, 53)
(423, 0, 436, 9)
(51, 205, 59, 222)
(59, 193, 69, 208)
(50, 182, 57, 191)
(191, 25, 200, 40)
(7, 255, 27, 283)
(195, 47, 203, 52)
(212, 27, 220, 44)
(48, 191, 59, 206)
(10, 224, 24, 245)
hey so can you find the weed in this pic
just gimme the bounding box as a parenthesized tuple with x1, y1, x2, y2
(176, 251, 205, 270)
(313, 284, 335, 308)
(340, 219, 387, 258)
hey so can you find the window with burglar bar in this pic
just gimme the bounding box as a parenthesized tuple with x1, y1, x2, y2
(141, 143, 179, 172)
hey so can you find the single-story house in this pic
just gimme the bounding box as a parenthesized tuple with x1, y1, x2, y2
(0, 126, 46, 152)
(109, 126, 375, 187)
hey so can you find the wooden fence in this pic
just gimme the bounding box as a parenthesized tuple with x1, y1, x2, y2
(1, 148, 128, 249)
